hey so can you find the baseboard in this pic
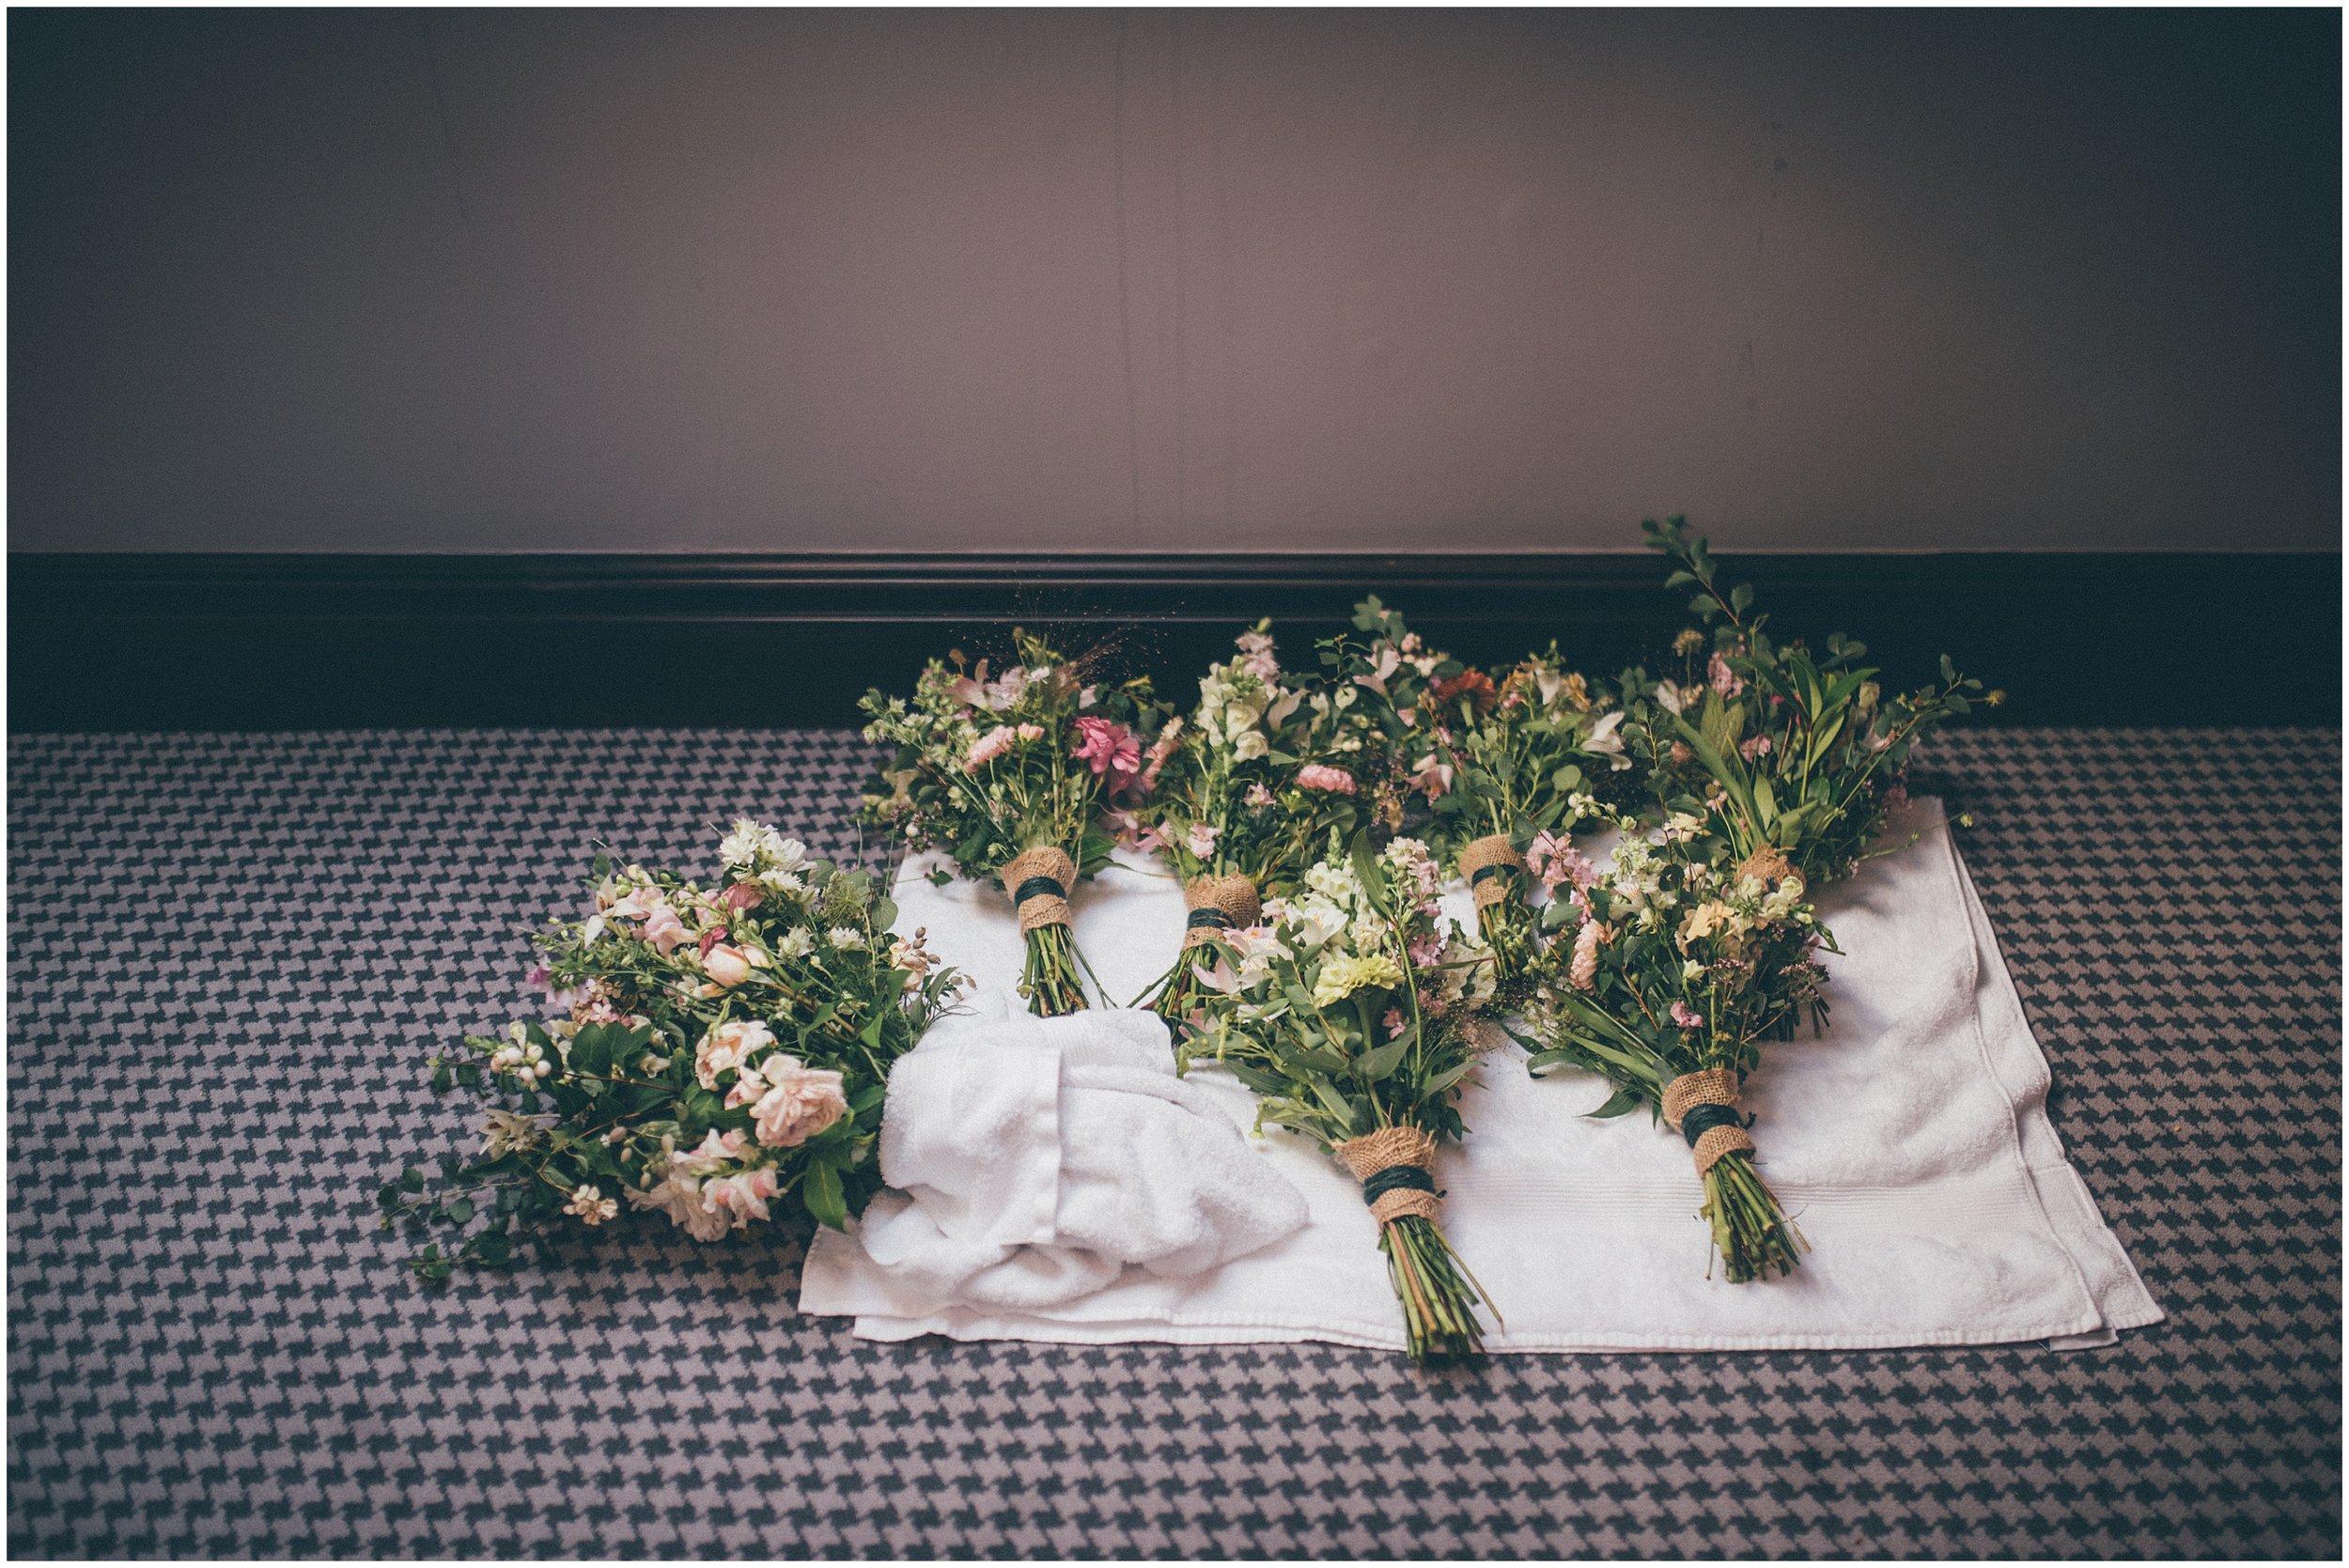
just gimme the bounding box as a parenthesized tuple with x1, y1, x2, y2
(6, 551, 2339, 731)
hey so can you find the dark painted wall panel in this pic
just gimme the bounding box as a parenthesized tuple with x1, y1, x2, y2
(9, 8, 2340, 552)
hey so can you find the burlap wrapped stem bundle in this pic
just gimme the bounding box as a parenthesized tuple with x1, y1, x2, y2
(1458, 833, 1537, 988)
(1000, 846, 1089, 1016)
(1138, 874, 1262, 1025)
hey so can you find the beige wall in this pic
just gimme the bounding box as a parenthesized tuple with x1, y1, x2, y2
(9, 8, 2338, 552)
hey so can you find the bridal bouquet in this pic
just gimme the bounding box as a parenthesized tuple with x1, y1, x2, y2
(1184, 834, 1500, 1358)
(860, 631, 1162, 1015)
(380, 820, 961, 1281)
(1524, 821, 1829, 1281)
(1637, 516, 1994, 888)
(1128, 623, 1381, 1028)
(1422, 644, 1633, 996)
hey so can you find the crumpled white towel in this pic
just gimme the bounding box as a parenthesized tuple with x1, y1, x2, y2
(844, 999, 1309, 1312)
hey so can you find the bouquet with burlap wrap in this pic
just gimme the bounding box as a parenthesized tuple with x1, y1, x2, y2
(1126, 623, 1372, 1028)
(859, 630, 1164, 1016)
(1523, 824, 1828, 1281)
(1184, 834, 1500, 1359)
(1422, 645, 1635, 1000)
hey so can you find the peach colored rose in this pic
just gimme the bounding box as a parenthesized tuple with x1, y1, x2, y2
(750, 1057, 848, 1149)
(703, 944, 752, 988)
(695, 1018, 774, 1091)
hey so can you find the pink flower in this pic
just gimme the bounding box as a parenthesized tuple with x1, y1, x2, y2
(640, 899, 691, 956)
(703, 944, 753, 988)
(1140, 718, 1185, 789)
(722, 881, 764, 915)
(1407, 753, 1453, 802)
(525, 965, 577, 1009)
(1295, 764, 1356, 795)
(1709, 653, 1745, 698)
(947, 662, 1028, 713)
(1244, 782, 1274, 808)
(1407, 932, 1444, 970)
(1235, 629, 1280, 681)
(1071, 717, 1142, 788)
(1568, 921, 1604, 991)
(1381, 1006, 1406, 1038)
(964, 724, 1017, 772)
(1185, 822, 1220, 858)
(750, 1056, 849, 1148)
(1526, 832, 1598, 893)
(1739, 735, 1773, 762)
(1017, 722, 1046, 742)
(703, 1167, 781, 1224)
(1671, 1000, 1704, 1030)
(1103, 808, 1147, 851)
(698, 1019, 775, 1090)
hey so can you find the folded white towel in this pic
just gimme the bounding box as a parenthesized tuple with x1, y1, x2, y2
(801, 800, 2160, 1352)
(841, 1000, 1310, 1313)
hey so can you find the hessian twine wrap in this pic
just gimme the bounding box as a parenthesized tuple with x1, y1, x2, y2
(1459, 834, 1526, 911)
(1661, 1067, 1757, 1177)
(1180, 875, 1262, 950)
(1002, 846, 1077, 935)
(1333, 1126, 1441, 1225)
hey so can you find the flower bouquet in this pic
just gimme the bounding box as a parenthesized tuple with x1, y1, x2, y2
(1423, 644, 1634, 996)
(1525, 823, 1830, 1281)
(1637, 515, 1994, 889)
(860, 631, 1161, 1015)
(380, 819, 961, 1281)
(1128, 622, 1381, 1028)
(1184, 834, 1500, 1358)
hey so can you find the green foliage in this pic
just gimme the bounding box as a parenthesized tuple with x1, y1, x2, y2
(379, 822, 961, 1282)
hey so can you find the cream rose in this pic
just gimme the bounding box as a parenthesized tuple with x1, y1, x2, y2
(750, 1056, 849, 1148)
(703, 944, 753, 988)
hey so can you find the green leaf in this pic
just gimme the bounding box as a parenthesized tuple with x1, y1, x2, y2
(873, 898, 899, 934)
(1587, 1086, 1643, 1118)
(400, 1166, 425, 1193)
(444, 1197, 475, 1225)
(1354, 1040, 1408, 1081)
(803, 1161, 848, 1230)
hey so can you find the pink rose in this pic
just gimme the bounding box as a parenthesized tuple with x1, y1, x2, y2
(640, 899, 690, 956)
(721, 881, 764, 915)
(751, 1057, 849, 1148)
(703, 944, 752, 988)
(1295, 764, 1356, 795)
(1071, 717, 1142, 789)
(697, 1019, 775, 1090)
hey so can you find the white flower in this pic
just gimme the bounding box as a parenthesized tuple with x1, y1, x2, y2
(825, 926, 865, 952)
(1232, 729, 1269, 762)
(1682, 958, 1705, 982)
(629, 1168, 732, 1243)
(480, 1109, 545, 1158)
(1584, 710, 1632, 769)
(1653, 681, 1688, 715)
(565, 1184, 619, 1225)
(718, 817, 768, 868)
(772, 926, 816, 960)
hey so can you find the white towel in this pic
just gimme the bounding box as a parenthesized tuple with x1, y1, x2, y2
(834, 999, 1310, 1313)
(800, 801, 2161, 1352)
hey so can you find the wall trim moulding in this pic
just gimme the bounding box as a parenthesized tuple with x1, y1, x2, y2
(8, 550, 2338, 730)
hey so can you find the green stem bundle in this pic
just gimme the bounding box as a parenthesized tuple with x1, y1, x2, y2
(1702, 1149, 1807, 1283)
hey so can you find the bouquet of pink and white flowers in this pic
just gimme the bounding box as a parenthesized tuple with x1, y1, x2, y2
(380, 819, 961, 1281)
(1185, 834, 1501, 1358)
(1126, 622, 1373, 1027)
(860, 630, 1165, 1015)
(1524, 818, 1829, 1281)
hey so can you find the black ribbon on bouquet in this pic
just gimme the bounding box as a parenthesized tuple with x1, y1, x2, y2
(1013, 877, 1066, 906)
(1678, 1102, 1745, 1148)
(1359, 1165, 1438, 1207)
